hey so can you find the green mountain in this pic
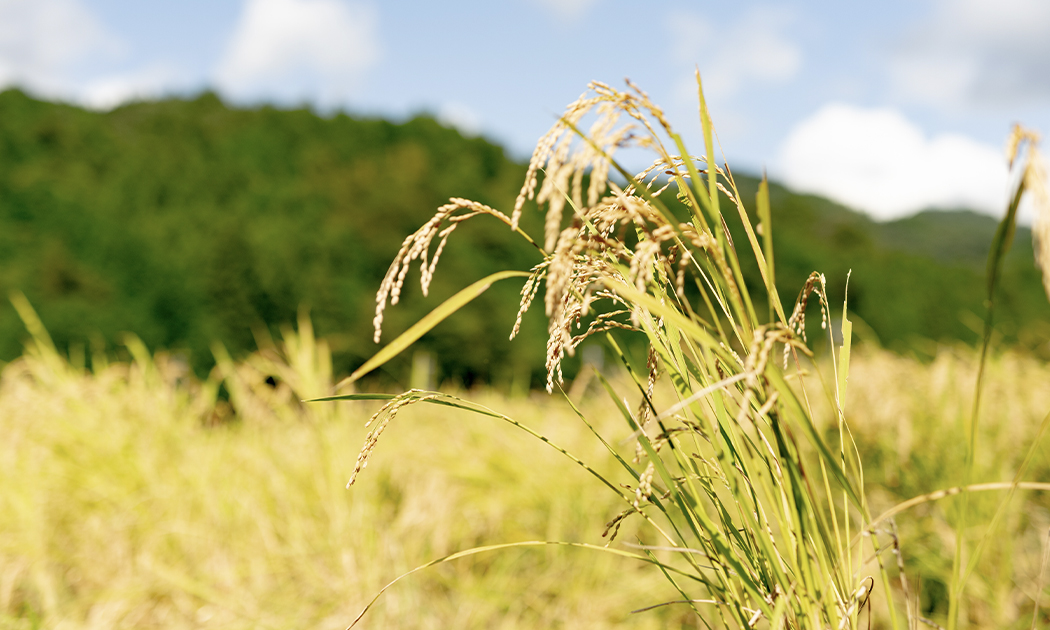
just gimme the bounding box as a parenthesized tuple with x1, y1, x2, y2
(0, 88, 547, 385)
(877, 208, 1033, 265)
(727, 180, 1047, 352)
(0, 89, 1046, 386)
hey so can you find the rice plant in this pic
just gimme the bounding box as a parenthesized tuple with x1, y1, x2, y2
(332, 75, 1050, 629)
(328, 77, 883, 629)
(942, 125, 1050, 630)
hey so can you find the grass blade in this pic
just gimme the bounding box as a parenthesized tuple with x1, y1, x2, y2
(346, 540, 686, 628)
(949, 141, 1031, 629)
(337, 270, 530, 387)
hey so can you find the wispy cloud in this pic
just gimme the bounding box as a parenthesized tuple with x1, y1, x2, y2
(80, 64, 190, 110)
(891, 0, 1050, 109)
(0, 0, 122, 97)
(668, 6, 802, 101)
(530, 0, 598, 24)
(776, 103, 1010, 220)
(437, 102, 483, 137)
(214, 0, 380, 106)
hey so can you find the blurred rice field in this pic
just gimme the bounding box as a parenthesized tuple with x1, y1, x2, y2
(2, 311, 1050, 629)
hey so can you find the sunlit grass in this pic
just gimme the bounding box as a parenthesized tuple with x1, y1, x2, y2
(830, 346, 1050, 628)
(4, 313, 1050, 629)
(0, 310, 697, 629)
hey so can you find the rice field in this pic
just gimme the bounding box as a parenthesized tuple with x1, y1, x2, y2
(2, 306, 1049, 629)
(0, 311, 688, 630)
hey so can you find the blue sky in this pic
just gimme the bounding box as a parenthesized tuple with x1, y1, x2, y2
(2, 0, 1048, 221)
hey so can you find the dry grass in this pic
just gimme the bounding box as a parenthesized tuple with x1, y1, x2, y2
(827, 346, 1050, 628)
(3, 315, 1050, 629)
(0, 311, 697, 630)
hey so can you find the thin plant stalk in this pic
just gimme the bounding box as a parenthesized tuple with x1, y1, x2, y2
(948, 128, 1046, 630)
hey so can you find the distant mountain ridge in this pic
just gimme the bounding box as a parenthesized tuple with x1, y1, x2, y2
(727, 177, 1046, 353)
(876, 208, 1033, 266)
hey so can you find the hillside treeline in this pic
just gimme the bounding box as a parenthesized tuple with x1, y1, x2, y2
(0, 89, 1046, 386)
(0, 88, 548, 386)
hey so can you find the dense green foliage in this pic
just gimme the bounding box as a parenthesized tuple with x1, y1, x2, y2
(0, 88, 1045, 385)
(0, 88, 547, 385)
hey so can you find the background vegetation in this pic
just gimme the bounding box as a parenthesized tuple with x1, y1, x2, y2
(2, 311, 1048, 629)
(1, 88, 1047, 388)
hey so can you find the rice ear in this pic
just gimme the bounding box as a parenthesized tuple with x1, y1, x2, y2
(1005, 124, 1050, 302)
(1025, 146, 1050, 301)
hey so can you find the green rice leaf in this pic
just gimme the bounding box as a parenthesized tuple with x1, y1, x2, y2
(756, 176, 786, 323)
(338, 270, 530, 387)
(837, 271, 853, 415)
(347, 540, 693, 628)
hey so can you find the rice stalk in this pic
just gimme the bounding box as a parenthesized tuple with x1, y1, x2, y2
(947, 126, 1048, 630)
(341, 78, 890, 629)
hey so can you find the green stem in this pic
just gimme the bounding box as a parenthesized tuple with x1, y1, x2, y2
(948, 162, 1026, 630)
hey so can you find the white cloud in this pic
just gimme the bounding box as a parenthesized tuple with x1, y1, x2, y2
(0, 0, 122, 96)
(776, 103, 1011, 220)
(891, 0, 1050, 108)
(530, 0, 598, 23)
(668, 7, 801, 100)
(437, 102, 482, 137)
(214, 0, 380, 105)
(80, 64, 188, 110)
(0, 0, 195, 111)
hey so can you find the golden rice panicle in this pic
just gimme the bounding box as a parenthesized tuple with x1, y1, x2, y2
(1004, 124, 1050, 301)
(504, 81, 728, 392)
(1014, 132, 1050, 300)
(541, 228, 589, 392)
(744, 324, 793, 389)
(628, 224, 677, 291)
(1005, 123, 1036, 169)
(510, 261, 548, 341)
(512, 90, 603, 238)
(372, 198, 513, 343)
(377, 80, 727, 394)
(631, 343, 660, 463)
(632, 461, 655, 509)
(537, 223, 631, 392)
(534, 192, 676, 393)
(784, 271, 827, 366)
(622, 78, 675, 136)
(511, 81, 685, 252)
(346, 391, 437, 488)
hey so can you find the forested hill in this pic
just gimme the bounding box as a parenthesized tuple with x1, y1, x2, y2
(0, 89, 1046, 386)
(0, 88, 548, 385)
